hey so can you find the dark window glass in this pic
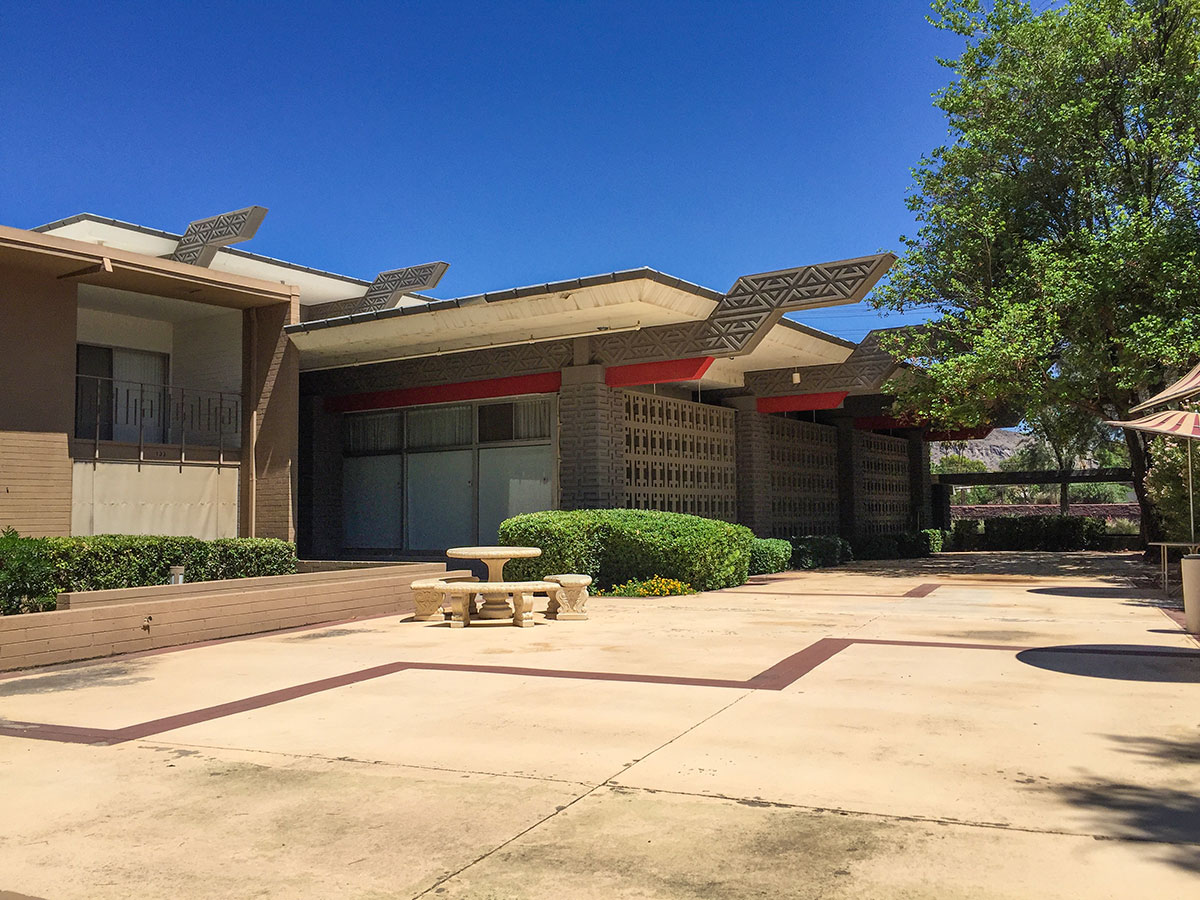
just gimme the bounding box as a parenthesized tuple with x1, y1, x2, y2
(75, 344, 113, 440)
(477, 403, 514, 442)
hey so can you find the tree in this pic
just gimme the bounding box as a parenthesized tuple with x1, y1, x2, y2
(932, 452, 995, 503)
(874, 0, 1200, 541)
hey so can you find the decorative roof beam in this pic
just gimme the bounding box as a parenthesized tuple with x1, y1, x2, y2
(590, 253, 894, 366)
(743, 328, 900, 397)
(300, 261, 449, 321)
(170, 206, 268, 267)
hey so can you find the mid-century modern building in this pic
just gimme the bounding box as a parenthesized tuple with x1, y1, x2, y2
(1, 208, 945, 557)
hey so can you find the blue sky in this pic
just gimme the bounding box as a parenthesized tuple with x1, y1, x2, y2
(0, 1, 962, 340)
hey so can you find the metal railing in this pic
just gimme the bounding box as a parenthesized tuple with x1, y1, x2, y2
(75, 374, 241, 460)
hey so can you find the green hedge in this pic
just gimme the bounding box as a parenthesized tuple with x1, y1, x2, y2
(497, 509, 755, 592)
(0, 531, 297, 615)
(749, 538, 792, 576)
(789, 534, 852, 569)
(854, 529, 946, 560)
(952, 516, 1106, 551)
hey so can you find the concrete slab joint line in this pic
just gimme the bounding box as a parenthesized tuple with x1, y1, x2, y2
(4, 635, 1198, 748)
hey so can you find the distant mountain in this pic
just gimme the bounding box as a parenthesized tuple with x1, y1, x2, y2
(930, 428, 1030, 471)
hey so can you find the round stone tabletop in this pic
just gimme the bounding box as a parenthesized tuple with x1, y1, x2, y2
(446, 546, 542, 560)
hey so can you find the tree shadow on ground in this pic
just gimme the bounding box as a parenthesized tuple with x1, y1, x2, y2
(1016, 645, 1200, 682)
(836, 551, 1148, 581)
(1050, 779, 1200, 872)
(1104, 733, 1200, 765)
(0, 660, 152, 696)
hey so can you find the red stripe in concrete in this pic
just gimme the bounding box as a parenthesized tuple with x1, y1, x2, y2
(902, 584, 941, 598)
(325, 372, 562, 413)
(6, 638, 1198, 747)
(744, 639, 854, 689)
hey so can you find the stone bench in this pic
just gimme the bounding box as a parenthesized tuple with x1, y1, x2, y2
(545, 574, 592, 620)
(433, 580, 562, 628)
(410, 573, 477, 622)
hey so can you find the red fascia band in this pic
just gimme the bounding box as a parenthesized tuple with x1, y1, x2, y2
(326, 372, 563, 413)
(756, 391, 849, 414)
(604, 357, 714, 387)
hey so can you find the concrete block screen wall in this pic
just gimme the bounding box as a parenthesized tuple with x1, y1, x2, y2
(855, 431, 912, 536)
(622, 390, 737, 521)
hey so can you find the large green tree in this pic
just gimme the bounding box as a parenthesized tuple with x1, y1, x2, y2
(875, 0, 1200, 539)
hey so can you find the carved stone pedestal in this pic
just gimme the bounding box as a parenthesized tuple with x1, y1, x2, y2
(545, 574, 592, 620)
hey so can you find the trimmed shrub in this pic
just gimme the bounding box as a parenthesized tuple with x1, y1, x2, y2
(788, 534, 849, 569)
(979, 515, 1104, 552)
(0, 532, 298, 614)
(854, 534, 901, 560)
(498, 509, 754, 592)
(896, 529, 945, 558)
(951, 519, 982, 551)
(749, 538, 793, 576)
(0, 528, 56, 614)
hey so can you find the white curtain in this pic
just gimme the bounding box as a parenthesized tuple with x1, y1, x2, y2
(111, 348, 168, 443)
(407, 405, 472, 449)
(344, 412, 403, 454)
(513, 398, 552, 440)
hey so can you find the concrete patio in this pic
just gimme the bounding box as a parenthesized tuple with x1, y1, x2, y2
(1, 551, 1197, 899)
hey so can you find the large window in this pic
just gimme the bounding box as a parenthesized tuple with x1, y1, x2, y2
(340, 396, 556, 552)
(75, 344, 170, 443)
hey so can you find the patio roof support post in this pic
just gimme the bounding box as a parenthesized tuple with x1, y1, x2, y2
(904, 428, 932, 533)
(728, 398, 772, 537)
(558, 364, 624, 511)
(241, 290, 300, 541)
(835, 417, 861, 543)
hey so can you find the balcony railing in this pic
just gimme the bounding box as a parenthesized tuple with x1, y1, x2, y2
(75, 375, 242, 460)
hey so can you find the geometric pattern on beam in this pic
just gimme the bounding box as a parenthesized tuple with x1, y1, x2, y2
(591, 253, 894, 366)
(170, 206, 268, 267)
(743, 328, 900, 397)
(302, 261, 450, 320)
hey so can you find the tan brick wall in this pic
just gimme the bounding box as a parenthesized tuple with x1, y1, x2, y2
(241, 296, 299, 540)
(0, 431, 73, 536)
(1, 563, 447, 671)
(0, 263, 77, 434)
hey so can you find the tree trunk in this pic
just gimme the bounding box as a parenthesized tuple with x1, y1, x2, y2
(1124, 429, 1162, 546)
(1059, 477, 1070, 515)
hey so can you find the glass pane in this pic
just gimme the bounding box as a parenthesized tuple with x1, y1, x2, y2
(513, 397, 552, 440)
(406, 449, 474, 549)
(477, 445, 554, 544)
(112, 348, 168, 443)
(478, 403, 514, 443)
(75, 345, 113, 440)
(342, 454, 404, 549)
(344, 412, 403, 454)
(406, 405, 472, 450)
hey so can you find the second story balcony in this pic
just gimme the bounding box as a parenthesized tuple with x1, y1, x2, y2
(74, 374, 242, 463)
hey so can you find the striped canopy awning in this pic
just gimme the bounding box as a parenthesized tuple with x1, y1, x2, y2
(1106, 410, 1200, 439)
(1130, 360, 1200, 413)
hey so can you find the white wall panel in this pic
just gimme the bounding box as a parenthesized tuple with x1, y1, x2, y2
(72, 462, 239, 538)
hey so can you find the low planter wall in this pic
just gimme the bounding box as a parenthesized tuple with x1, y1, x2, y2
(1, 563, 459, 672)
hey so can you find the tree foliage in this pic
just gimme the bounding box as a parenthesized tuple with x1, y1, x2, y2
(875, 0, 1200, 538)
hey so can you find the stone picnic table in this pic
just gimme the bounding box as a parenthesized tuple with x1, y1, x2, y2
(446, 546, 542, 620)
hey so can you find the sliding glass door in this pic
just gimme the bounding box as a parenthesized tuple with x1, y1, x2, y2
(340, 395, 556, 553)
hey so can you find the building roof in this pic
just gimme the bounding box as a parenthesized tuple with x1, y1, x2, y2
(0, 223, 296, 309)
(35, 213, 371, 305)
